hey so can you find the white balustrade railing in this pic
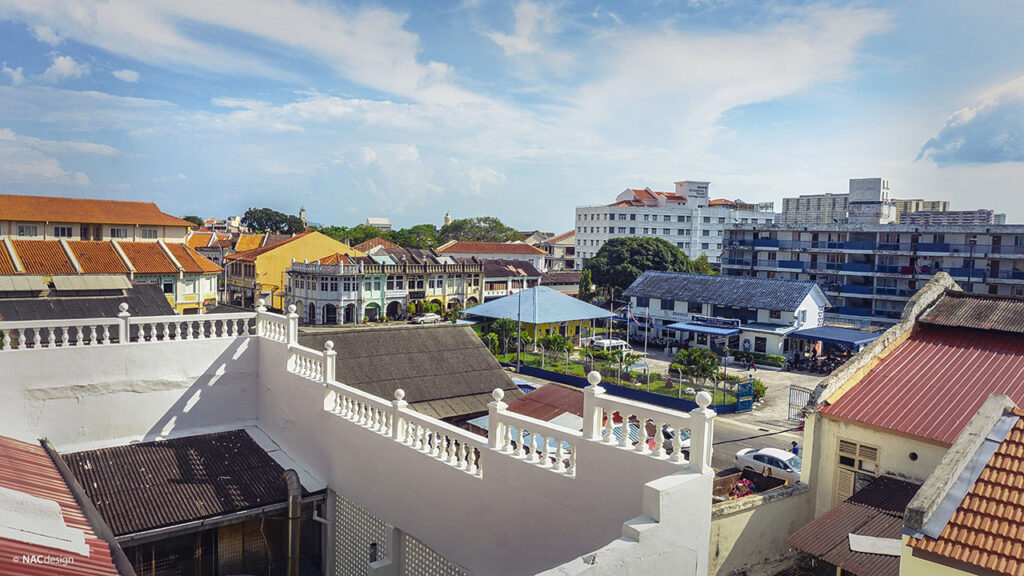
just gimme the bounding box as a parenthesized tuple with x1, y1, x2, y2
(489, 389, 577, 476)
(324, 379, 394, 435)
(0, 317, 121, 350)
(130, 313, 254, 342)
(289, 345, 325, 382)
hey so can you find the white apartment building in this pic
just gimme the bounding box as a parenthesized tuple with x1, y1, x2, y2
(574, 181, 775, 268)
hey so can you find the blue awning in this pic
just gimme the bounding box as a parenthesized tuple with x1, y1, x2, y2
(789, 326, 879, 347)
(665, 322, 741, 336)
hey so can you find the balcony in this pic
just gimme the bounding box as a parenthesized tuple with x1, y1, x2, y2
(841, 262, 873, 272)
(778, 260, 805, 270)
(836, 306, 873, 317)
(752, 238, 780, 248)
(839, 284, 873, 295)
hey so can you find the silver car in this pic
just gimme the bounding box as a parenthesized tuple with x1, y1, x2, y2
(410, 313, 442, 324)
(734, 447, 802, 483)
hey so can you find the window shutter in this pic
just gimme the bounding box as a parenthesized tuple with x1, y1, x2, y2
(838, 440, 858, 457)
(835, 468, 855, 505)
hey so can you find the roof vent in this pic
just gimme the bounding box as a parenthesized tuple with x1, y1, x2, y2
(0, 485, 89, 556)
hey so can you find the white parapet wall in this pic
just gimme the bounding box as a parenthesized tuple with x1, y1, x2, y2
(0, 305, 716, 575)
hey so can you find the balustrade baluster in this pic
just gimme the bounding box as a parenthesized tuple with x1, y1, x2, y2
(47, 328, 55, 348)
(18, 329, 26, 348)
(88, 326, 97, 345)
(604, 412, 615, 443)
(654, 421, 665, 457)
(33, 328, 41, 347)
(671, 429, 684, 463)
(447, 438, 457, 463)
(553, 440, 564, 472)
(502, 425, 512, 452)
(531, 434, 541, 463)
(568, 445, 577, 475)
(457, 443, 468, 469)
(619, 415, 631, 448)
(60, 327, 69, 346)
(102, 325, 110, 345)
(2, 329, 11, 349)
(74, 326, 82, 346)
(467, 447, 478, 474)
(186, 321, 194, 340)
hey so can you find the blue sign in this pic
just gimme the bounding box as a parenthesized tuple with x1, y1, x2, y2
(737, 377, 755, 413)
(690, 315, 741, 328)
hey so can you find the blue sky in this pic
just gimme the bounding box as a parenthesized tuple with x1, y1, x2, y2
(2, 1, 1023, 232)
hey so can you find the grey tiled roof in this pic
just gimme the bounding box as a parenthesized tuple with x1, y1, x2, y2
(623, 271, 825, 312)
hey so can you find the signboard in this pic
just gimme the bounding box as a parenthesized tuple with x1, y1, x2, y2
(690, 315, 741, 328)
(710, 337, 728, 357)
(736, 377, 755, 413)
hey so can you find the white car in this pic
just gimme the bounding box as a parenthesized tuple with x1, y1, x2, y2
(734, 447, 802, 483)
(410, 313, 442, 324)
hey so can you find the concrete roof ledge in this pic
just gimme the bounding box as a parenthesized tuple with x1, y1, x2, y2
(904, 394, 1017, 534)
(808, 272, 960, 408)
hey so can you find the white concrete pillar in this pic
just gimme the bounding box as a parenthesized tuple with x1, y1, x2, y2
(323, 341, 336, 386)
(582, 371, 606, 440)
(487, 388, 507, 450)
(391, 389, 407, 441)
(117, 302, 131, 344)
(689, 391, 716, 473)
(368, 525, 405, 576)
(286, 304, 298, 345)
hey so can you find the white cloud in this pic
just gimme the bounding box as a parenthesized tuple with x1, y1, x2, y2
(919, 74, 1024, 164)
(39, 55, 90, 83)
(0, 128, 98, 185)
(1, 62, 24, 85)
(0, 1, 483, 105)
(32, 25, 61, 45)
(487, 1, 558, 55)
(112, 69, 139, 83)
(464, 166, 506, 196)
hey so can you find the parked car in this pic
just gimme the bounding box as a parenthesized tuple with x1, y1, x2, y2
(591, 339, 631, 352)
(410, 313, 441, 324)
(734, 447, 802, 483)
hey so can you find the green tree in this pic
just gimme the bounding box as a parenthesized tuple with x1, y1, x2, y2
(537, 333, 573, 355)
(388, 224, 441, 249)
(282, 215, 306, 234)
(480, 332, 499, 355)
(671, 348, 719, 385)
(242, 207, 305, 233)
(316, 225, 350, 243)
(577, 268, 595, 302)
(182, 215, 204, 228)
(345, 224, 383, 246)
(692, 253, 717, 275)
(585, 237, 693, 297)
(440, 217, 522, 242)
(445, 302, 464, 323)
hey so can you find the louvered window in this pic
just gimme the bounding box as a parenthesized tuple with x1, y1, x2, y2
(834, 438, 880, 506)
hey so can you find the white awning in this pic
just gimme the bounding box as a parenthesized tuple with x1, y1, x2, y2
(0, 275, 47, 292)
(51, 275, 132, 291)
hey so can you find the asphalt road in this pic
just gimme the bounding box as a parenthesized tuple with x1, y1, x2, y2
(711, 415, 802, 475)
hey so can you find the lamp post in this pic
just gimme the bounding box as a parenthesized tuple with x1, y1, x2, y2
(967, 237, 977, 293)
(516, 271, 524, 372)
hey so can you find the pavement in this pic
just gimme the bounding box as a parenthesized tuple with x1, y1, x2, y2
(510, 346, 825, 473)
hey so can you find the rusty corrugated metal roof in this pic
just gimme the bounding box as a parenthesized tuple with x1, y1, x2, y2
(0, 435, 119, 576)
(787, 476, 919, 576)
(821, 327, 1024, 445)
(920, 291, 1024, 334)
(62, 430, 299, 537)
(908, 411, 1024, 575)
(506, 384, 584, 422)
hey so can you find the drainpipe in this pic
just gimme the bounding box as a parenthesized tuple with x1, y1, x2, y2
(284, 469, 302, 576)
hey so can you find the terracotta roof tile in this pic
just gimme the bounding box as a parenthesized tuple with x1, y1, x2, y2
(909, 416, 1024, 575)
(546, 230, 575, 244)
(0, 436, 119, 576)
(234, 234, 263, 252)
(186, 232, 213, 248)
(11, 240, 76, 274)
(118, 242, 175, 274)
(67, 241, 129, 274)
(437, 241, 545, 255)
(822, 327, 1024, 445)
(0, 245, 15, 274)
(353, 237, 402, 252)
(165, 243, 221, 273)
(0, 193, 191, 227)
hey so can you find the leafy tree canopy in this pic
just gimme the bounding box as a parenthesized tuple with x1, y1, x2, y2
(692, 253, 717, 275)
(577, 268, 595, 303)
(440, 217, 522, 243)
(314, 224, 381, 246)
(242, 207, 305, 234)
(585, 237, 694, 297)
(388, 224, 441, 249)
(182, 215, 204, 228)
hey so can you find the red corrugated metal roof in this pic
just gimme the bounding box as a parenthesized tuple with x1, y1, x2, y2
(506, 384, 584, 421)
(908, 410, 1024, 575)
(437, 241, 545, 255)
(0, 436, 119, 576)
(821, 327, 1024, 445)
(920, 291, 1024, 334)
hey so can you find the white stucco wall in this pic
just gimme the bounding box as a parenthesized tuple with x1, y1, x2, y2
(708, 485, 813, 576)
(0, 337, 259, 449)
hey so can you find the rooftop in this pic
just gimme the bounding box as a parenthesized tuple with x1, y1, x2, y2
(437, 241, 546, 255)
(466, 285, 613, 324)
(0, 193, 192, 227)
(482, 259, 542, 278)
(0, 239, 221, 277)
(0, 283, 174, 321)
(624, 270, 827, 312)
(919, 291, 1024, 334)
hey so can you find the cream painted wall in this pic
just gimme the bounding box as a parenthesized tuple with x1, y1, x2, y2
(809, 414, 948, 518)
(709, 486, 814, 576)
(899, 535, 973, 576)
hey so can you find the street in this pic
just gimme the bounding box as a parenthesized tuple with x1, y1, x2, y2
(711, 415, 802, 474)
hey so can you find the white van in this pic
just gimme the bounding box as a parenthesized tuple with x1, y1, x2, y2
(591, 339, 632, 352)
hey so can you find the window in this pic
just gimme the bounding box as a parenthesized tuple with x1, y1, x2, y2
(677, 216, 685, 222)
(718, 217, 726, 223)
(770, 310, 782, 319)
(643, 214, 649, 221)
(754, 337, 767, 353)
(109, 227, 129, 238)
(609, 214, 615, 221)
(703, 217, 711, 223)
(17, 224, 37, 236)
(629, 227, 635, 234)
(663, 229, 670, 235)
(663, 215, 671, 222)
(321, 278, 329, 291)
(701, 243, 709, 250)
(330, 279, 338, 292)
(630, 214, 636, 221)
(635, 297, 650, 308)
(141, 228, 159, 239)
(702, 230, 710, 236)
(835, 439, 880, 504)
(688, 302, 702, 313)
(618, 227, 626, 233)
(697, 333, 708, 345)
(643, 228, 649, 234)
(163, 279, 174, 294)
(53, 225, 73, 238)
(660, 298, 674, 311)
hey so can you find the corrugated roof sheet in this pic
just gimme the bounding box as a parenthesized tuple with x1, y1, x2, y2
(298, 325, 522, 417)
(540, 270, 582, 285)
(116, 241, 174, 274)
(67, 241, 130, 274)
(0, 193, 192, 227)
(920, 291, 1024, 334)
(625, 271, 826, 312)
(908, 411, 1024, 575)
(822, 327, 1024, 445)
(63, 430, 301, 537)
(506, 384, 584, 422)
(483, 259, 541, 278)
(466, 286, 613, 324)
(0, 283, 174, 321)
(11, 240, 76, 274)
(787, 476, 919, 576)
(0, 435, 119, 576)
(438, 241, 546, 255)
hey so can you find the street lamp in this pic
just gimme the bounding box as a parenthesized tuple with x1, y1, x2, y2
(516, 271, 524, 372)
(967, 237, 977, 293)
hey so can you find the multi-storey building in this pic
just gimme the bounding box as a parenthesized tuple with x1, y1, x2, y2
(721, 223, 1024, 326)
(540, 230, 575, 271)
(436, 240, 547, 271)
(287, 237, 484, 324)
(890, 198, 949, 217)
(482, 259, 541, 302)
(0, 193, 193, 242)
(900, 208, 1006, 226)
(574, 181, 775, 268)
(779, 193, 850, 226)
